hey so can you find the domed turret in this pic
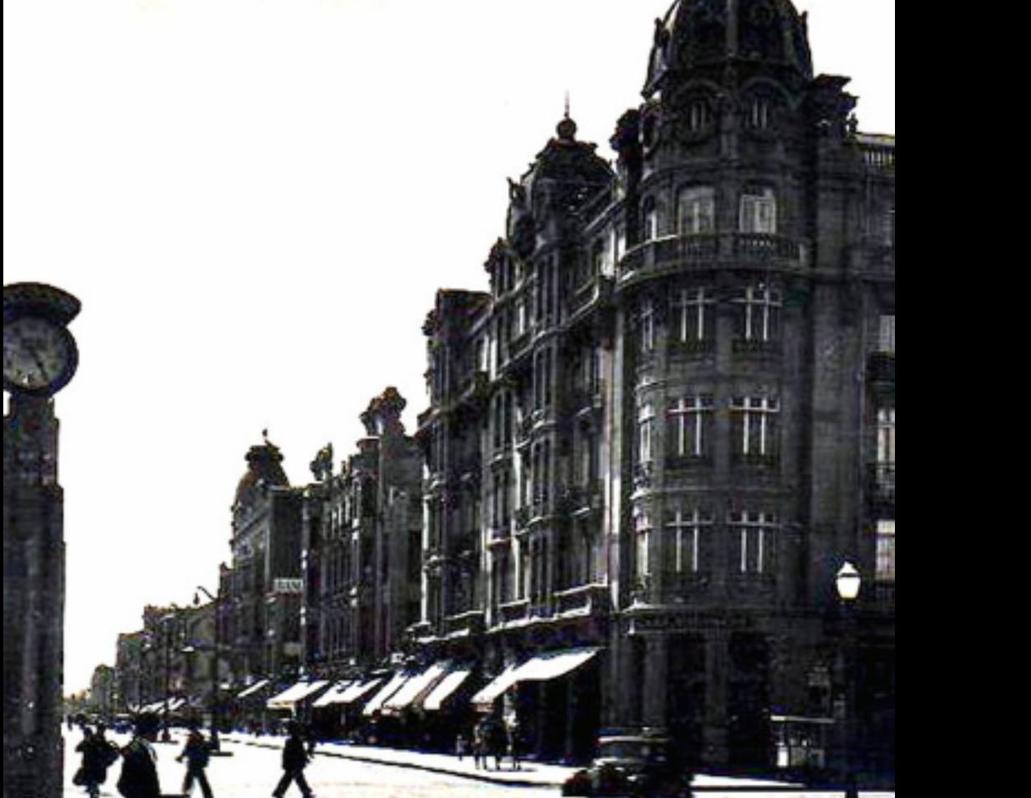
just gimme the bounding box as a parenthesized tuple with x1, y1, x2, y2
(645, 0, 812, 96)
(233, 432, 289, 511)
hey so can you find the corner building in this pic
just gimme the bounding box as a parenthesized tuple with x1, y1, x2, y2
(415, 0, 893, 779)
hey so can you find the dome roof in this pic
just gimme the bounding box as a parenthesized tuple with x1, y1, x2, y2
(233, 435, 289, 509)
(645, 0, 812, 93)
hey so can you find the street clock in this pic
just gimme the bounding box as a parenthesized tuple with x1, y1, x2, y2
(3, 282, 80, 397)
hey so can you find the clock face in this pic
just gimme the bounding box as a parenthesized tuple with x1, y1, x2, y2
(3, 315, 77, 396)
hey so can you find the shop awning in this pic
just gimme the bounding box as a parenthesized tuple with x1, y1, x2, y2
(362, 672, 411, 717)
(423, 669, 472, 711)
(167, 698, 186, 712)
(470, 647, 600, 708)
(514, 647, 600, 682)
(267, 680, 330, 710)
(237, 679, 271, 699)
(337, 678, 382, 706)
(312, 681, 354, 708)
(470, 664, 521, 708)
(383, 662, 450, 714)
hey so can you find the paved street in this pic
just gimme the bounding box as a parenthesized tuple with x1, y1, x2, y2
(63, 730, 555, 798)
(63, 730, 895, 798)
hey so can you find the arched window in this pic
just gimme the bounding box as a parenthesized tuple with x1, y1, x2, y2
(677, 186, 715, 234)
(739, 186, 777, 234)
(746, 97, 771, 130)
(688, 99, 712, 133)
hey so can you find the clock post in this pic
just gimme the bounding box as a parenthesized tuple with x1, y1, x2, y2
(3, 282, 81, 798)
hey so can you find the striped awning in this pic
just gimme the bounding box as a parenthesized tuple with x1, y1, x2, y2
(237, 679, 271, 699)
(312, 681, 355, 708)
(383, 662, 450, 714)
(362, 673, 410, 717)
(337, 678, 382, 706)
(471, 647, 600, 708)
(267, 680, 330, 710)
(423, 669, 472, 711)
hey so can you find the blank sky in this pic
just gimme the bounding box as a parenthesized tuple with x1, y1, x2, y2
(2, 0, 894, 694)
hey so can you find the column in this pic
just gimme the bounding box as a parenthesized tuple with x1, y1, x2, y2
(642, 635, 669, 727)
(704, 624, 729, 766)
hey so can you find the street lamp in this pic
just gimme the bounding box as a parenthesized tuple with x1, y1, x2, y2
(835, 562, 861, 798)
(159, 609, 179, 743)
(195, 583, 222, 751)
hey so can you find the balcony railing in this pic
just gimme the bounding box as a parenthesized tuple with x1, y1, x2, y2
(498, 599, 530, 625)
(443, 610, 485, 638)
(732, 338, 781, 357)
(619, 232, 804, 284)
(554, 583, 610, 616)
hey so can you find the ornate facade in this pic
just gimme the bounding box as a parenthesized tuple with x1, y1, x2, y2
(301, 388, 423, 676)
(413, 0, 894, 778)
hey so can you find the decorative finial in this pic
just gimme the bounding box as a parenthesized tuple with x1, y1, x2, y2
(262, 428, 269, 444)
(564, 90, 570, 120)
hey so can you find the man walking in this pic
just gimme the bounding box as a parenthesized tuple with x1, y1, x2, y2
(177, 723, 215, 798)
(117, 713, 162, 798)
(272, 721, 316, 798)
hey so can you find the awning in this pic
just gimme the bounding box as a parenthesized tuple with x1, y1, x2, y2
(471, 647, 600, 708)
(470, 664, 521, 708)
(362, 672, 411, 717)
(337, 678, 382, 706)
(237, 679, 271, 699)
(167, 698, 186, 712)
(423, 669, 472, 711)
(383, 662, 450, 714)
(312, 681, 354, 708)
(515, 647, 600, 682)
(266, 680, 330, 710)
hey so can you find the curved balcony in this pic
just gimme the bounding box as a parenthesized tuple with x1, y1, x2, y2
(618, 232, 806, 288)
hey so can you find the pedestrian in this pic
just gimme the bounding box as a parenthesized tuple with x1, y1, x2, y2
(116, 712, 162, 798)
(454, 732, 467, 762)
(73, 727, 107, 798)
(177, 723, 215, 798)
(488, 718, 505, 771)
(272, 720, 316, 798)
(506, 720, 521, 771)
(472, 719, 487, 770)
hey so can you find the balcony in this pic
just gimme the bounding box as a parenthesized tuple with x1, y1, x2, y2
(633, 462, 654, 491)
(666, 454, 712, 471)
(553, 583, 610, 617)
(454, 370, 489, 408)
(568, 275, 614, 320)
(618, 233, 804, 287)
(497, 598, 530, 626)
(564, 481, 604, 515)
(443, 610, 485, 638)
(670, 337, 715, 358)
(570, 384, 604, 417)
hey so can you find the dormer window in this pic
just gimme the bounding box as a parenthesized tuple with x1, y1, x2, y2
(739, 186, 777, 234)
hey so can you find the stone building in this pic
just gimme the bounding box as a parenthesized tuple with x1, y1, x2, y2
(115, 631, 147, 712)
(87, 665, 116, 718)
(223, 436, 304, 688)
(412, 0, 894, 780)
(301, 388, 423, 675)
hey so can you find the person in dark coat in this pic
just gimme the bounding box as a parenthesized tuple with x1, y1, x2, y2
(177, 724, 215, 798)
(74, 726, 114, 798)
(117, 713, 162, 798)
(272, 721, 316, 798)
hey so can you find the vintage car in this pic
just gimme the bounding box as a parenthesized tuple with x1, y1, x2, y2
(561, 728, 693, 797)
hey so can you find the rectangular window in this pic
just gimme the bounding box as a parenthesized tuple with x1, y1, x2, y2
(638, 403, 655, 464)
(640, 298, 655, 353)
(739, 187, 777, 233)
(879, 314, 895, 354)
(730, 397, 780, 457)
(672, 287, 715, 342)
(666, 509, 712, 574)
(734, 284, 782, 341)
(677, 187, 715, 234)
(876, 520, 895, 582)
(729, 511, 777, 574)
(668, 396, 714, 457)
(635, 510, 652, 579)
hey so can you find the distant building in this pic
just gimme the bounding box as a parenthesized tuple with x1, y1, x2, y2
(87, 665, 116, 717)
(224, 436, 304, 686)
(301, 388, 423, 675)
(115, 631, 147, 712)
(412, 0, 893, 778)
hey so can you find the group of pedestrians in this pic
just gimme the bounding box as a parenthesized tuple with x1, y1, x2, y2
(461, 716, 522, 771)
(73, 713, 318, 797)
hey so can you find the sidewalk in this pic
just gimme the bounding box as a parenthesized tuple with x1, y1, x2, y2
(220, 733, 840, 792)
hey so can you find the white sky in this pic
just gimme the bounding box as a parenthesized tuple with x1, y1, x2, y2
(3, 0, 894, 695)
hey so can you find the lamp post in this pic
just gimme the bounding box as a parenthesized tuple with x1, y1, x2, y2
(195, 584, 222, 751)
(835, 562, 861, 798)
(160, 610, 177, 743)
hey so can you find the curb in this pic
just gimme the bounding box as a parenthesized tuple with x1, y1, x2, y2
(223, 736, 560, 788)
